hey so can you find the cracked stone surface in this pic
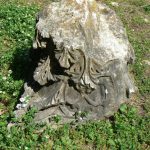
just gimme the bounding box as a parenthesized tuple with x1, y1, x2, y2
(15, 0, 135, 123)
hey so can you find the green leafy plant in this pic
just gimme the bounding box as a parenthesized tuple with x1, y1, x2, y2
(143, 5, 150, 12)
(52, 115, 62, 123)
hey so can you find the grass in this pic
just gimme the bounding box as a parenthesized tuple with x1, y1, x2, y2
(0, 0, 150, 149)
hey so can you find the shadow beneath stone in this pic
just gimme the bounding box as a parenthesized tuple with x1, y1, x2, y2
(9, 44, 44, 108)
(10, 46, 36, 82)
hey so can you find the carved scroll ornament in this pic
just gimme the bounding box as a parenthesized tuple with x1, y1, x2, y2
(15, 0, 135, 123)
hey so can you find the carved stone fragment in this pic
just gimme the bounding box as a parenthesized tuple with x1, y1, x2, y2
(15, 0, 135, 123)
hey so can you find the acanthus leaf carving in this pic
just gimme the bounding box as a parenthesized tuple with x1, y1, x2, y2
(34, 56, 55, 85)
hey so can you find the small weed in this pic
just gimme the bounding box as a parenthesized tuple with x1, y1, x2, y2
(143, 4, 150, 13)
(52, 115, 62, 123)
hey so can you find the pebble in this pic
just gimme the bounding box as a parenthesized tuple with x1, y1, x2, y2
(144, 18, 149, 23)
(111, 2, 119, 7)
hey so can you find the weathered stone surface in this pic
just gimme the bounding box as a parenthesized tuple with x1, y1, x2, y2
(15, 0, 135, 123)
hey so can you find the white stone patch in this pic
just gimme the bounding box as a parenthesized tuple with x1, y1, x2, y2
(144, 18, 149, 23)
(105, 89, 108, 95)
(16, 104, 22, 110)
(98, 15, 128, 61)
(129, 88, 135, 93)
(21, 103, 27, 108)
(81, 2, 89, 25)
(111, 2, 119, 7)
(20, 97, 25, 102)
(76, 0, 84, 5)
(143, 60, 150, 65)
(92, 12, 97, 21)
(8, 70, 12, 74)
(88, 0, 95, 5)
(113, 73, 117, 78)
(81, 74, 96, 88)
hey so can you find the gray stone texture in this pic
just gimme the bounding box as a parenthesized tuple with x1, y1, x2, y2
(15, 0, 135, 123)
